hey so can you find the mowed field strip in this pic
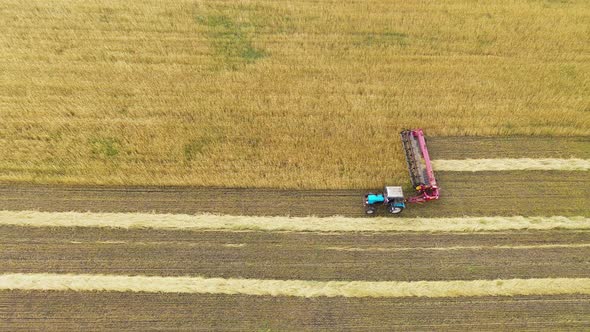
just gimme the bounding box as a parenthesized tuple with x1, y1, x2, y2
(1, 179, 589, 329)
(2, 273, 590, 298)
(2, 210, 589, 232)
(3, 292, 589, 331)
(3, 169, 588, 218)
(427, 137, 590, 160)
(3, 226, 589, 281)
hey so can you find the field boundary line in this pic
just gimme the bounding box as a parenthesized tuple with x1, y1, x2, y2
(1, 273, 589, 298)
(1, 211, 589, 233)
(432, 158, 590, 171)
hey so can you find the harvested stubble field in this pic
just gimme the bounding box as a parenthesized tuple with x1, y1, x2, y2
(1, 0, 590, 188)
(2, 223, 590, 282)
(1, 210, 590, 330)
(2, 291, 590, 331)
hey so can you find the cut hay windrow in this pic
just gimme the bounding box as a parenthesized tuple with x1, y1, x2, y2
(433, 158, 590, 171)
(325, 243, 590, 252)
(1, 273, 589, 298)
(0, 211, 589, 233)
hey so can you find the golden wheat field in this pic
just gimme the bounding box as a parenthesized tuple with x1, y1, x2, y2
(1, 0, 589, 188)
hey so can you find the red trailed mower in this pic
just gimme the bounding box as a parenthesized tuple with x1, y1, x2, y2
(364, 129, 439, 215)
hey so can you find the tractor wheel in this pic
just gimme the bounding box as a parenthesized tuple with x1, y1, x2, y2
(365, 206, 376, 215)
(388, 205, 403, 214)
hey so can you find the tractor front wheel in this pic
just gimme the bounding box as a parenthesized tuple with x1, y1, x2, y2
(365, 206, 376, 215)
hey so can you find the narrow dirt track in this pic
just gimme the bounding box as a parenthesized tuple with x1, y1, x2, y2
(1, 291, 589, 331)
(1, 170, 588, 217)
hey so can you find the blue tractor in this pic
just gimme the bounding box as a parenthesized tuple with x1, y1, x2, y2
(364, 186, 406, 215)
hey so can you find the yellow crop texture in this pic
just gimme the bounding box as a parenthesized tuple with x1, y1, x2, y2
(1, 0, 589, 188)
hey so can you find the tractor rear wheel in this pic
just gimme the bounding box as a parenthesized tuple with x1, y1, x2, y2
(388, 205, 403, 214)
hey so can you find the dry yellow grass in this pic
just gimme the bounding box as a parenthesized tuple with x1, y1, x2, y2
(433, 158, 590, 171)
(326, 243, 590, 252)
(1, 0, 589, 188)
(1, 273, 589, 298)
(1, 210, 589, 233)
